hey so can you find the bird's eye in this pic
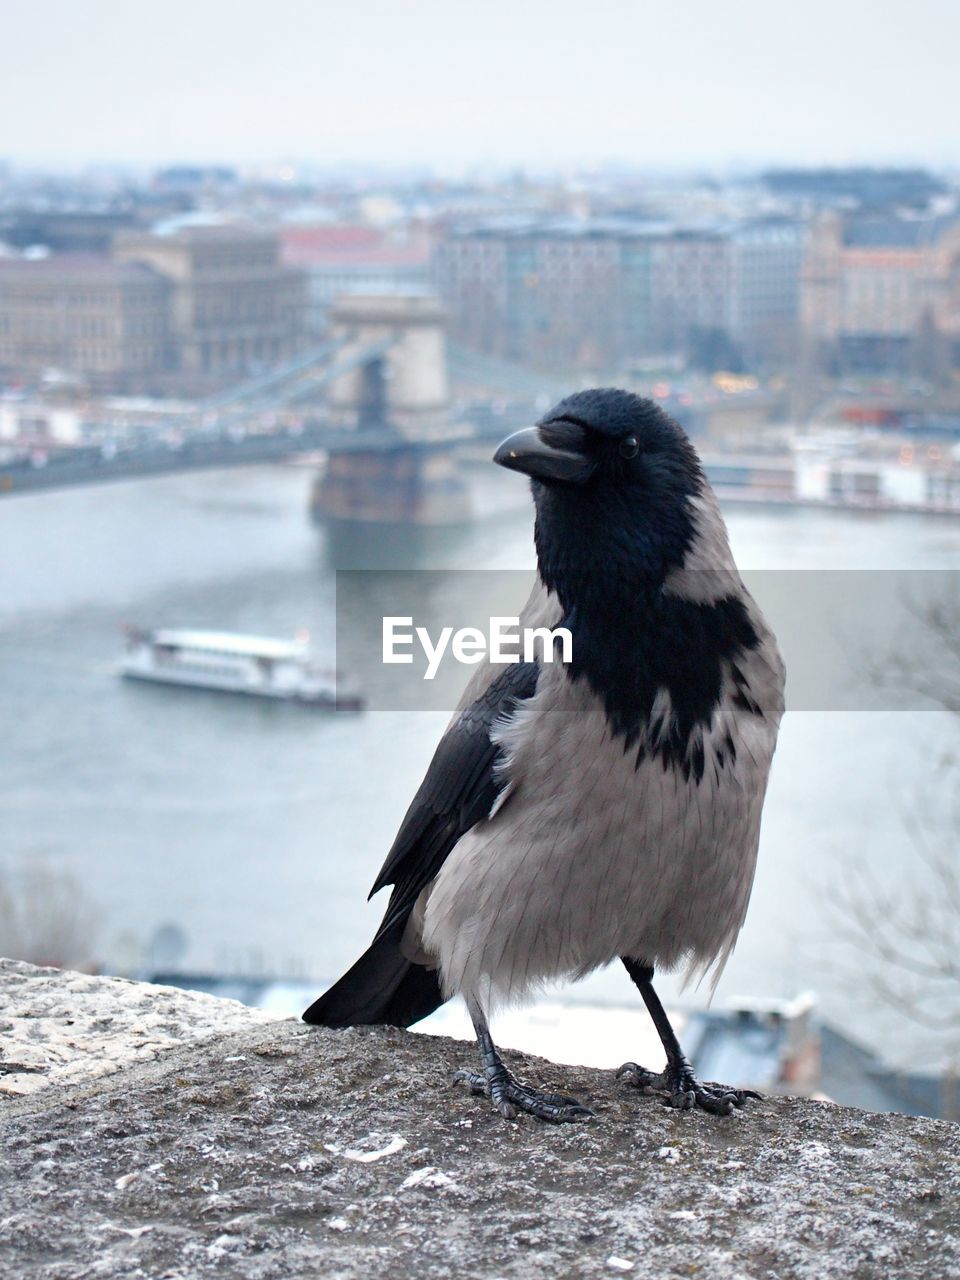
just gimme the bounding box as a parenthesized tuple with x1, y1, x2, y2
(619, 436, 639, 459)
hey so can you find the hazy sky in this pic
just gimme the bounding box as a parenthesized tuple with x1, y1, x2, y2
(1, 0, 956, 172)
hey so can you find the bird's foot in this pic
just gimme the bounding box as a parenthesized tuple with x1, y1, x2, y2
(617, 1059, 760, 1116)
(453, 1064, 594, 1123)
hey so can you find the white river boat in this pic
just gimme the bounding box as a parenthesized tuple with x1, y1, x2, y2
(120, 628, 363, 709)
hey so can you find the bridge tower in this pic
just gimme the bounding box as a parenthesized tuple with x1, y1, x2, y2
(312, 294, 467, 524)
(326, 294, 449, 437)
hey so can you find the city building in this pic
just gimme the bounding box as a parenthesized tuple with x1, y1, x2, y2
(151, 166, 240, 197)
(800, 212, 960, 377)
(646, 228, 729, 365)
(0, 256, 170, 388)
(725, 218, 808, 367)
(0, 209, 140, 254)
(760, 167, 949, 212)
(433, 216, 806, 373)
(435, 219, 655, 370)
(0, 226, 308, 394)
(114, 225, 307, 384)
(279, 224, 431, 331)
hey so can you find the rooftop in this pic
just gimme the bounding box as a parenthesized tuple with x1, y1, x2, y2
(0, 254, 161, 283)
(279, 224, 431, 268)
(116, 224, 275, 246)
(446, 215, 803, 243)
(842, 214, 960, 249)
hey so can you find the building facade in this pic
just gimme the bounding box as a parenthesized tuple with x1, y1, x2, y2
(0, 256, 170, 387)
(433, 217, 805, 373)
(435, 221, 632, 369)
(0, 226, 308, 393)
(800, 213, 960, 377)
(725, 219, 808, 367)
(114, 226, 307, 381)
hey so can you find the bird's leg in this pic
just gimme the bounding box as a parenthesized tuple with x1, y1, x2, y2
(453, 996, 593, 1123)
(617, 958, 760, 1116)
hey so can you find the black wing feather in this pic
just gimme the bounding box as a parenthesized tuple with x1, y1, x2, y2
(302, 660, 540, 1029)
(370, 660, 540, 940)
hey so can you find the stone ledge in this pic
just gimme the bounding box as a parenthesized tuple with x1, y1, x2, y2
(0, 958, 280, 1097)
(1, 962, 958, 1279)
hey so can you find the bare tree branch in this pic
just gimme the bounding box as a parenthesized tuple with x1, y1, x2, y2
(827, 584, 960, 1063)
(0, 862, 99, 971)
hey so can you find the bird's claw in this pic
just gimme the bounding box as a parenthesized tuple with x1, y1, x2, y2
(453, 1066, 594, 1123)
(617, 1061, 759, 1116)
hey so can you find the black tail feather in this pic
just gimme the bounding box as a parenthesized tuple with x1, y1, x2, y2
(302, 930, 445, 1029)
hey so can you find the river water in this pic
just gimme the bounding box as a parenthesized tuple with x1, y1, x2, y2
(1, 462, 958, 1063)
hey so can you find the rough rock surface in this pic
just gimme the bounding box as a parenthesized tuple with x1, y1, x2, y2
(0, 959, 279, 1096)
(1, 964, 959, 1279)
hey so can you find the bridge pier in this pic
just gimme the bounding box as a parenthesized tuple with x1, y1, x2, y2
(310, 294, 468, 525)
(311, 441, 466, 525)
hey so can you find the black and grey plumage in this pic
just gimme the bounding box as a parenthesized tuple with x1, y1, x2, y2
(304, 389, 785, 1120)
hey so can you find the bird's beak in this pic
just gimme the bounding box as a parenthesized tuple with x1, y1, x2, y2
(493, 424, 595, 485)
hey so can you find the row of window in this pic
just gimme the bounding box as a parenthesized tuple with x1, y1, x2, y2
(0, 342, 164, 368)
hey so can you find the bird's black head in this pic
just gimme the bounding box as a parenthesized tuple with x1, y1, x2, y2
(494, 388, 705, 609)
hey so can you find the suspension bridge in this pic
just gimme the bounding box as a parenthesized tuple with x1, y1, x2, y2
(0, 294, 575, 518)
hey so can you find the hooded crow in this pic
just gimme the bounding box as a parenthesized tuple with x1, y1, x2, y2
(304, 388, 784, 1120)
